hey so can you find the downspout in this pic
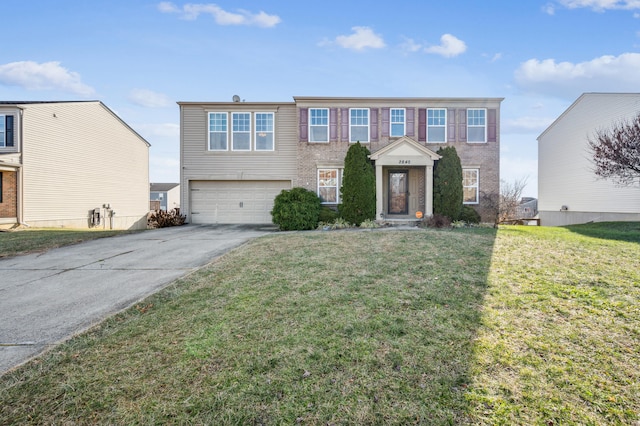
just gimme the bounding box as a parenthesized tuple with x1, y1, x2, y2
(17, 108, 29, 227)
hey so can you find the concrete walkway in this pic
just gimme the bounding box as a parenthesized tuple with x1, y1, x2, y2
(0, 224, 273, 375)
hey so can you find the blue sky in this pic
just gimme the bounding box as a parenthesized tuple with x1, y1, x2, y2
(3, 1, 640, 197)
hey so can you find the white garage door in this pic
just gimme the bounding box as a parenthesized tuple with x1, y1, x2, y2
(190, 180, 291, 224)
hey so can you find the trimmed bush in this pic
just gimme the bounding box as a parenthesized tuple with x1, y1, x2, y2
(319, 206, 339, 223)
(433, 146, 463, 221)
(340, 142, 376, 226)
(459, 205, 481, 224)
(271, 187, 321, 231)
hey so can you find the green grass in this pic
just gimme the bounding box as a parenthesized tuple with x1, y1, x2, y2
(1, 223, 639, 425)
(0, 228, 137, 258)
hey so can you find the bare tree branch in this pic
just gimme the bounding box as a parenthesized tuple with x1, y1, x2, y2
(588, 112, 640, 186)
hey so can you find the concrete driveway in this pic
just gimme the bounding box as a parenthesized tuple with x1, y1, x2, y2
(0, 224, 274, 375)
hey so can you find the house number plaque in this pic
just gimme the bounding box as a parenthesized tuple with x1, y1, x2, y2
(398, 160, 411, 164)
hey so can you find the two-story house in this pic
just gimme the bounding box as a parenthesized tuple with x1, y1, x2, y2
(179, 96, 502, 224)
(0, 101, 150, 230)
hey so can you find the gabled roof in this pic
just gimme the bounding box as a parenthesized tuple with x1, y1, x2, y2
(150, 183, 179, 192)
(537, 92, 640, 141)
(369, 136, 441, 161)
(0, 100, 151, 147)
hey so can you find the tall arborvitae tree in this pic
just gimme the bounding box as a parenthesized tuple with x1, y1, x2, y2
(340, 142, 376, 225)
(433, 146, 463, 220)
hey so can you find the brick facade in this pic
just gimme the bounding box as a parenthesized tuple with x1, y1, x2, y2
(0, 171, 17, 218)
(294, 101, 501, 222)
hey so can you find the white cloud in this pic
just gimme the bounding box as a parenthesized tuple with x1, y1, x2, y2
(0, 61, 95, 96)
(128, 89, 172, 108)
(424, 34, 467, 58)
(543, 3, 557, 14)
(158, 2, 281, 27)
(557, 0, 640, 11)
(334, 26, 386, 51)
(515, 53, 640, 97)
(399, 37, 422, 53)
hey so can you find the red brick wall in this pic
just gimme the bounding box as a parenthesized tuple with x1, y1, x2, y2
(0, 171, 18, 218)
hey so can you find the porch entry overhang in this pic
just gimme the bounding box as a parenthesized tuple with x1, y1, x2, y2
(369, 136, 441, 221)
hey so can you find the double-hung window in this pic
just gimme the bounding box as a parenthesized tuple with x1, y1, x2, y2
(318, 169, 340, 204)
(255, 112, 274, 151)
(467, 109, 486, 143)
(309, 108, 329, 142)
(463, 169, 479, 204)
(232, 112, 251, 150)
(0, 115, 5, 147)
(208, 112, 228, 150)
(427, 108, 446, 143)
(350, 108, 369, 143)
(390, 108, 405, 137)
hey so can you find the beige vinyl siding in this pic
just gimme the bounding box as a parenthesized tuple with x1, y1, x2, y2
(21, 102, 149, 229)
(538, 93, 640, 225)
(180, 102, 297, 221)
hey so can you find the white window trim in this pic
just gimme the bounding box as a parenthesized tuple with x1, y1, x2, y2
(207, 112, 228, 151)
(390, 108, 405, 137)
(309, 108, 329, 143)
(231, 112, 252, 151)
(463, 168, 479, 205)
(317, 168, 342, 204)
(349, 108, 370, 143)
(467, 108, 487, 143)
(254, 112, 275, 151)
(427, 108, 447, 143)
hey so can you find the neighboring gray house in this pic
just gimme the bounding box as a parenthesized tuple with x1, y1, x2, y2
(150, 183, 180, 211)
(179, 96, 503, 224)
(0, 101, 150, 230)
(537, 93, 640, 226)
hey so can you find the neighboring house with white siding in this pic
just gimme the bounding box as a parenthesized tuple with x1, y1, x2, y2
(150, 182, 180, 211)
(537, 93, 640, 226)
(179, 96, 503, 225)
(0, 101, 150, 230)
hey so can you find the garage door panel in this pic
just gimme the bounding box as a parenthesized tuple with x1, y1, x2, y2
(190, 180, 290, 224)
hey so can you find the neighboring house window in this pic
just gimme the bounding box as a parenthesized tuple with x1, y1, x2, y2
(427, 108, 446, 143)
(232, 112, 251, 150)
(309, 108, 329, 142)
(0, 115, 5, 148)
(318, 169, 341, 203)
(463, 169, 479, 204)
(467, 109, 486, 143)
(208, 112, 228, 150)
(390, 108, 405, 137)
(255, 112, 274, 151)
(350, 108, 369, 143)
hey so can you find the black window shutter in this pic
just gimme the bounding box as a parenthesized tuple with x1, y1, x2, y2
(418, 108, 426, 142)
(381, 108, 389, 137)
(330, 108, 337, 142)
(406, 108, 415, 137)
(487, 108, 497, 142)
(370, 108, 378, 142)
(447, 108, 456, 142)
(299, 108, 308, 142)
(6, 115, 14, 147)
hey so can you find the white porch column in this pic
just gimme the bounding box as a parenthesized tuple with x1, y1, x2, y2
(426, 165, 434, 215)
(376, 164, 384, 220)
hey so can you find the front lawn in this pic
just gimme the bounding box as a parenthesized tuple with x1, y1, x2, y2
(1, 224, 638, 424)
(0, 228, 137, 258)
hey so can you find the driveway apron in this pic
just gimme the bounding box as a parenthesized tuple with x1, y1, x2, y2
(0, 224, 272, 375)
